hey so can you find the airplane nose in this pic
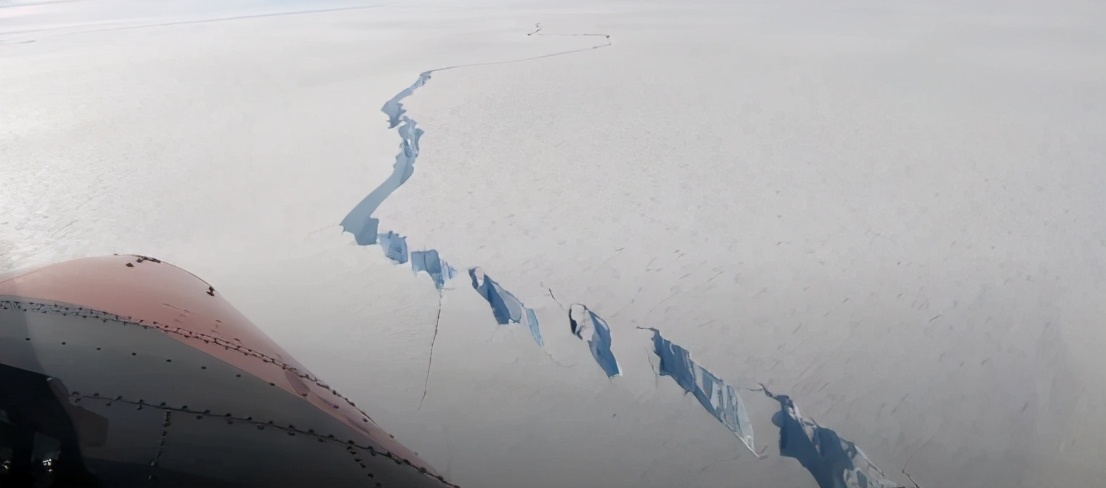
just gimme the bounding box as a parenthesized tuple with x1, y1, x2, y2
(0, 255, 457, 488)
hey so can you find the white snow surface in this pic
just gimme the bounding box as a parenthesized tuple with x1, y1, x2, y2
(2, 1, 1105, 487)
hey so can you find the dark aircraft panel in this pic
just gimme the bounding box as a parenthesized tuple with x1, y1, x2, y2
(0, 255, 458, 488)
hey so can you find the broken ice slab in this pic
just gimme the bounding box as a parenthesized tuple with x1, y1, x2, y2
(524, 307, 543, 347)
(378, 231, 408, 264)
(468, 268, 545, 347)
(761, 387, 899, 488)
(645, 328, 756, 454)
(469, 267, 524, 324)
(568, 304, 621, 378)
(343, 216, 380, 246)
(410, 250, 456, 290)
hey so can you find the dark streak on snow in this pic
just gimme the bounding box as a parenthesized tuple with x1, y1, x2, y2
(418, 292, 444, 411)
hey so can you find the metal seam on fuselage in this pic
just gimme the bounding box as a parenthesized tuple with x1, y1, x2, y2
(1, 299, 458, 487)
(72, 395, 456, 488)
(0, 299, 370, 422)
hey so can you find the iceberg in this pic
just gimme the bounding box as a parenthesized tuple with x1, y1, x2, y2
(568, 304, 621, 378)
(644, 327, 756, 454)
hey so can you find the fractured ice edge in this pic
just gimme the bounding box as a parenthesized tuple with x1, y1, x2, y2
(642, 327, 757, 454)
(337, 37, 904, 488)
(339, 70, 457, 290)
(340, 72, 430, 246)
(468, 267, 544, 347)
(568, 304, 621, 378)
(410, 250, 456, 290)
(340, 68, 550, 347)
(761, 386, 899, 488)
(378, 231, 408, 264)
(525, 308, 543, 348)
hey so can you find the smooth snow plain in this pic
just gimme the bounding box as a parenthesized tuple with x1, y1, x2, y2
(2, 0, 1105, 487)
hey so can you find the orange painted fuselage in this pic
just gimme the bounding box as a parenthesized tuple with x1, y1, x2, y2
(0, 255, 456, 488)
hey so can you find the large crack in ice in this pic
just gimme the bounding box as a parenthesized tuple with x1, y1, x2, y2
(339, 23, 609, 421)
(759, 385, 902, 488)
(640, 327, 758, 455)
(337, 21, 913, 488)
(469, 267, 543, 347)
(568, 304, 621, 378)
(340, 70, 429, 249)
(634, 326, 905, 486)
(340, 23, 611, 292)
